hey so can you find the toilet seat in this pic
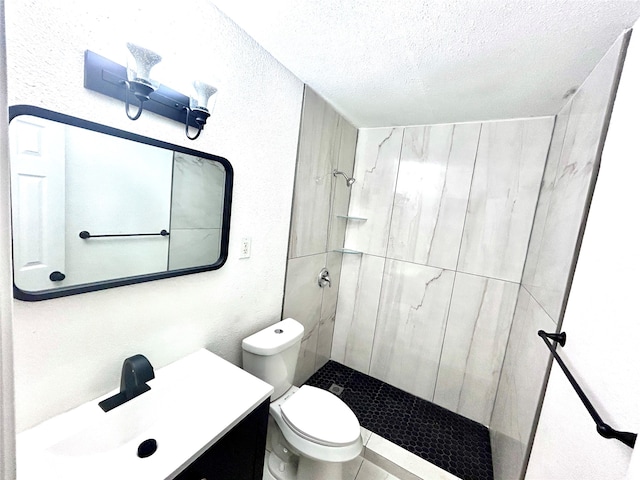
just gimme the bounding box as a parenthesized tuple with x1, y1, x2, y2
(280, 385, 360, 447)
(269, 386, 363, 463)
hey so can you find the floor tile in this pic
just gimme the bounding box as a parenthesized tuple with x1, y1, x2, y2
(305, 361, 494, 480)
(355, 458, 403, 480)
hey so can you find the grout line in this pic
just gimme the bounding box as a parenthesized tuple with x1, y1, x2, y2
(383, 127, 406, 259)
(432, 270, 460, 402)
(367, 255, 388, 376)
(454, 122, 482, 272)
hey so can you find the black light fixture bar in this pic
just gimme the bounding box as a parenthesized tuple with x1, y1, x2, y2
(84, 50, 200, 128)
(538, 330, 637, 448)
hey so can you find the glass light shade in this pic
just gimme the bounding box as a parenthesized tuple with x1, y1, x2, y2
(189, 81, 218, 113)
(126, 42, 162, 90)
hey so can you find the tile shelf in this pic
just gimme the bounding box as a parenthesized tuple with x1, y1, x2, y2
(332, 248, 363, 255)
(336, 215, 367, 221)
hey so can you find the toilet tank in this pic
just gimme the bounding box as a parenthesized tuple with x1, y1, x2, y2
(242, 318, 304, 400)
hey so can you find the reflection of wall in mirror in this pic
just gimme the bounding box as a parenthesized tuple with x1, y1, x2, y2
(169, 153, 225, 269)
(65, 125, 173, 285)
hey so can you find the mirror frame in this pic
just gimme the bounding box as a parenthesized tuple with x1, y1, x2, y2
(9, 105, 233, 301)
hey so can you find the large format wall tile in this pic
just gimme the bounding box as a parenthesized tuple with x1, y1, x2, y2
(458, 118, 553, 282)
(328, 118, 358, 252)
(344, 127, 403, 256)
(369, 260, 456, 400)
(284, 88, 357, 384)
(434, 273, 519, 425)
(294, 323, 320, 386)
(490, 287, 555, 480)
(289, 87, 340, 258)
(522, 34, 627, 322)
(387, 123, 480, 270)
(283, 254, 326, 335)
(521, 104, 571, 314)
(332, 254, 386, 373)
(316, 251, 346, 370)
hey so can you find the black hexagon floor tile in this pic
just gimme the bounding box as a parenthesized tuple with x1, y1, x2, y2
(305, 361, 493, 480)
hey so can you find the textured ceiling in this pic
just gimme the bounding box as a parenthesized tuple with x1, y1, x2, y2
(210, 0, 640, 127)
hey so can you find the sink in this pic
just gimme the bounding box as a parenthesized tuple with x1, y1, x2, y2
(47, 388, 168, 457)
(16, 349, 274, 480)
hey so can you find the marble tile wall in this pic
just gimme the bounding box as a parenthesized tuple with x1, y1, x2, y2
(457, 118, 554, 282)
(490, 288, 555, 480)
(288, 87, 339, 258)
(333, 116, 553, 425)
(369, 261, 456, 400)
(343, 127, 403, 257)
(387, 123, 480, 270)
(522, 32, 628, 322)
(283, 86, 357, 384)
(434, 273, 519, 425)
(332, 253, 386, 373)
(490, 33, 629, 480)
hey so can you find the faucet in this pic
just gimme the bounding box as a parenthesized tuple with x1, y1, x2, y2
(99, 354, 155, 412)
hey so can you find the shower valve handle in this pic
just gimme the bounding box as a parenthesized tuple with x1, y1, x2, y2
(318, 268, 332, 288)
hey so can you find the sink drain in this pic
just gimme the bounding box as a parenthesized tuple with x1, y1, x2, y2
(137, 438, 158, 458)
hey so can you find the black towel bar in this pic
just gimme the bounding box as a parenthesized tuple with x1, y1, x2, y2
(538, 330, 636, 448)
(79, 230, 169, 239)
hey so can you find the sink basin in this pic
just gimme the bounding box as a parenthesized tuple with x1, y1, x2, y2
(16, 349, 274, 480)
(47, 388, 168, 457)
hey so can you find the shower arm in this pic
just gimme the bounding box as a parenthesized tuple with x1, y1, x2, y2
(332, 169, 356, 186)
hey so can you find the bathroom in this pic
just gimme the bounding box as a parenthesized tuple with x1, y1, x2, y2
(1, 1, 640, 479)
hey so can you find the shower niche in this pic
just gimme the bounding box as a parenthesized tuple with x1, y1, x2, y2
(8, 106, 233, 301)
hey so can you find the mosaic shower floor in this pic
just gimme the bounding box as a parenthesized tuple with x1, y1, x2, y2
(304, 361, 494, 480)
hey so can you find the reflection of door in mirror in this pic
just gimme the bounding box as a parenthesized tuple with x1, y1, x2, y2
(10, 116, 66, 292)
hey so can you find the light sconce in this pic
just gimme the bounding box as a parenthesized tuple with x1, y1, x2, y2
(124, 43, 162, 120)
(185, 81, 218, 140)
(84, 46, 217, 140)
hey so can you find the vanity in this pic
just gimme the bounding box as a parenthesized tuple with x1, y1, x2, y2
(16, 349, 273, 479)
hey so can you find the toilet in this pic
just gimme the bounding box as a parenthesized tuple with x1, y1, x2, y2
(242, 318, 363, 480)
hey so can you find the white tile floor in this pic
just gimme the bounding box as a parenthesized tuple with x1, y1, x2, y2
(264, 427, 461, 480)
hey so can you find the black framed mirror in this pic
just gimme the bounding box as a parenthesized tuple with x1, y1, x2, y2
(8, 105, 233, 301)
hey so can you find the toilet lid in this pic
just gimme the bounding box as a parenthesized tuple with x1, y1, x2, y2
(280, 385, 360, 447)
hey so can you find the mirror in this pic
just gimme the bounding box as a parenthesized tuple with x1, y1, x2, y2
(8, 106, 233, 301)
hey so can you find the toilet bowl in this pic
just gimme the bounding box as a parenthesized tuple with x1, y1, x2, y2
(242, 318, 363, 480)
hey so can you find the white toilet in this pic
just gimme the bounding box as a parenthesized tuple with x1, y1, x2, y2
(242, 318, 363, 480)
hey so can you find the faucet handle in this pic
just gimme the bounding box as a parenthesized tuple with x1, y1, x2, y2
(318, 268, 332, 288)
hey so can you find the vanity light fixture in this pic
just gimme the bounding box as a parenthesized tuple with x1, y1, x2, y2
(84, 46, 217, 140)
(124, 43, 162, 120)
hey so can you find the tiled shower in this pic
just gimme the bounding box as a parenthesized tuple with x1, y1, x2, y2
(282, 30, 628, 480)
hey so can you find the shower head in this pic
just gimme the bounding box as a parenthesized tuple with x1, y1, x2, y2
(333, 169, 356, 187)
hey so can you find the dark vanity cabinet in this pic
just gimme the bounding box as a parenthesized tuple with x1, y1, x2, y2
(174, 399, 270, 480)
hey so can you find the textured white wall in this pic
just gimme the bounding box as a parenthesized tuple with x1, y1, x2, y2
(0, 0, 17, 476)
(526, 26, 640, 480)
(5, 0, 303, 431)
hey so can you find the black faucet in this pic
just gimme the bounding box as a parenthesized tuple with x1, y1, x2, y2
(99, 354, 155, 412)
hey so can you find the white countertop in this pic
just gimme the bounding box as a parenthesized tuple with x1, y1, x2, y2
(16, 349, 274, 480)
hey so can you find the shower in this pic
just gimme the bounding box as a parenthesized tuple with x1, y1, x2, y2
(333, 169, 356, 187)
